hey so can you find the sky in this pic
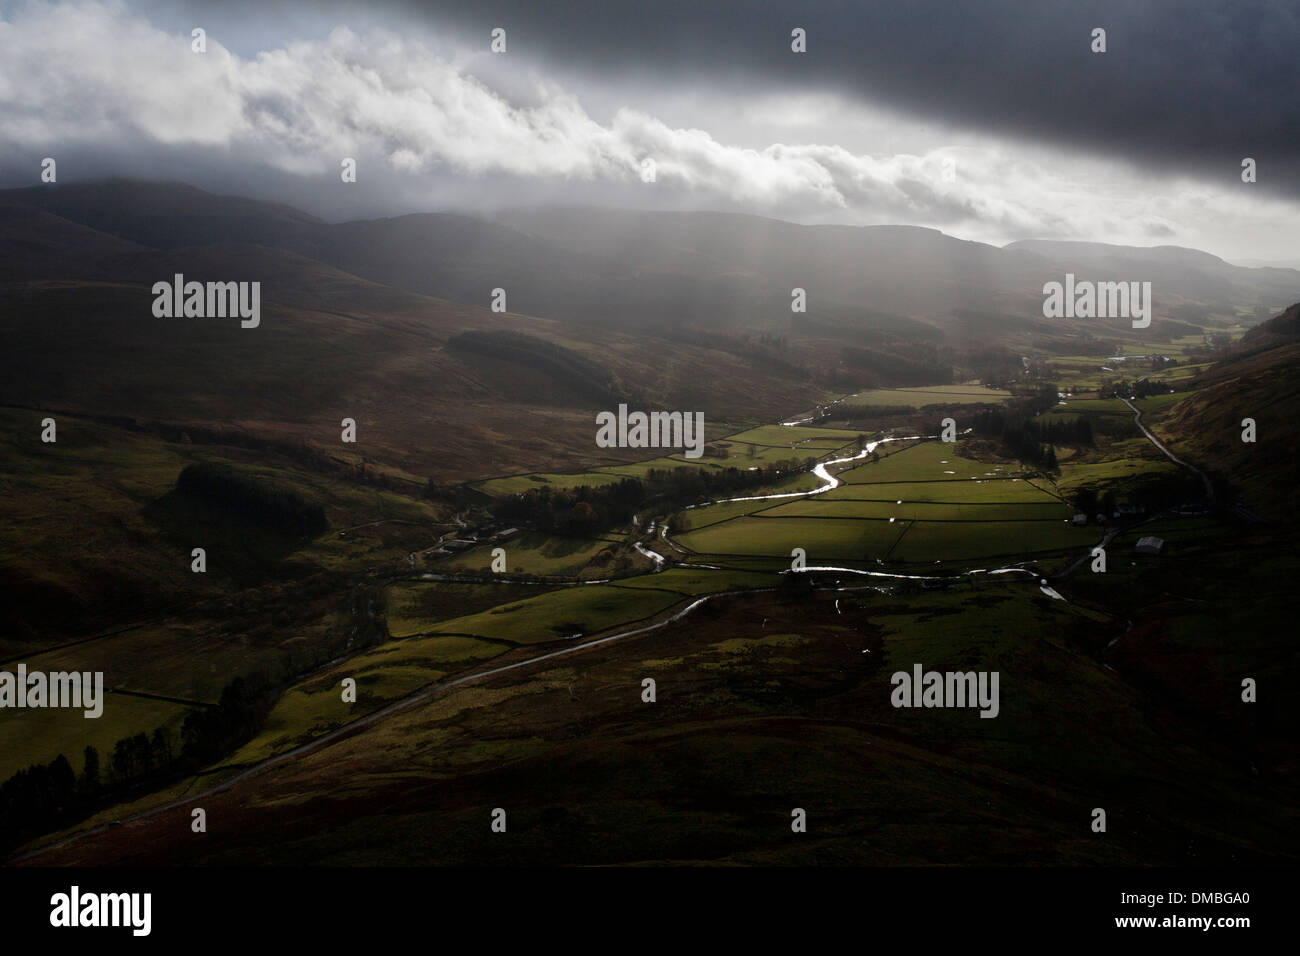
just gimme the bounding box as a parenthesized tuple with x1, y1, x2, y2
(1, 0, 1297, 263)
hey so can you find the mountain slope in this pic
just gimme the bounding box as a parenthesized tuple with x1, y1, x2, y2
(1159, 305, 1300, 522)
(11, 182, 1297, 339)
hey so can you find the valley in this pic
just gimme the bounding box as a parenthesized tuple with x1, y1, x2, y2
(2, 183, 1297, 867)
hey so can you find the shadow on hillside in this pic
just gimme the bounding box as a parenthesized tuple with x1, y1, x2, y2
(142, 489, 316, 588)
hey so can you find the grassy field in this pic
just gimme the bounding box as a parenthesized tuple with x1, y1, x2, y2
(385, 580, 561, 637)
(825, 478, 1061, 503)
(676, 514, 909, 560)
(670, 497, 792, 533)
(611, 566, 774, 595)
(424, 583, 688, 643)
(1, 597, 352, 778)
(889, 518, 1098, 562)
(0, 695, 192, 782)
(433, 532, 635, 578)
(472, 471, 635, 496)
(844, 385, 1012, 407)
(1054, 455, 1178, 493)
(224, 632, 510, 766)
(724, 424, 864, 447)
(668, 440, 1082, 566)
(760, 496, 1070, 522)
(836, 441, 1016, 484)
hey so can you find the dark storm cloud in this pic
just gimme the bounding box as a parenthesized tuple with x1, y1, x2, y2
(385, 0, 1299, 196)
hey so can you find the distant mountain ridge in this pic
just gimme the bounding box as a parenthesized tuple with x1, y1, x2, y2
(7, 180, 1297, 337)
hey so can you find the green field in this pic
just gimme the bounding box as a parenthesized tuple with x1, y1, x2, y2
(665, 437, 1082, 565)
(613, 566, 775, 595)
(844, 385, 1012, 407)
(837, 441, 1021, 484)
(11, 620, 331, 704)
(0, 694, 192, 781)
(724, 424, 864, 447)
(761, 497, 1070, 522)
(434, 532, 633, 578)
(670, 494, 806, 532)
(676, 514, 908, 560)
(386, 580, 560, 638)
(1055, 456, 1178, 491)
(1134, 393, 1185, 413)
(473, 471, 634, 496)
(225, 632, 510, 765)
(825, 478, 1058, 504)
(424, 583, 687, 643)
(889, 518, 1098, 562)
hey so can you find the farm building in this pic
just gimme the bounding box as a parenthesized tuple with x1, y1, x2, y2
(1135, 536, 1165, 556)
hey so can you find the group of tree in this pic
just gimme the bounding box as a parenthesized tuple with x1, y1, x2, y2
(839, 346, 953, 387)
(0, 578, 385, 853)
(0, 726, 173, 852)
(965, 406, 1093, 472)
(1004, 383, 1064, 417)
(969, 407, 1094, 448)
(1097, 378, 1176, 399)
(490, 462, 806, 536)
(962, 346, 1023, 387)
(1072, 470, 1204, 518)
(0, 673, 278, 852)
(177, 461, 328, 537)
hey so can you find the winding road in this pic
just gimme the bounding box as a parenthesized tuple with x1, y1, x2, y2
(12, 587, 756, 862)
(1118, 396, 1213, 498)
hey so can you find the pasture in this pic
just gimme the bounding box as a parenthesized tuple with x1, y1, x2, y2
(844, 385, 1011, 407)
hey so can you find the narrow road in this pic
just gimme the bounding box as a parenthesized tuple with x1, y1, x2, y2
(1118, 396, 1213, 498)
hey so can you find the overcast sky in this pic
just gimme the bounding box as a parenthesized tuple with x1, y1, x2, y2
(1, 0, 1297, 262)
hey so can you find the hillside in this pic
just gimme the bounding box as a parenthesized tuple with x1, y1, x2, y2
(0, 187, 830, 483)
(1159, 306, 1300, 523)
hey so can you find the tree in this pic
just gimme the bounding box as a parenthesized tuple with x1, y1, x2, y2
(80, 745, 100, 795)
(151, 727, 173, 767)
(131, 732, 153, 775)
(111, 738, 134, 783)
(568, 501, 599, 534)
(1100, 490, 1117, 518)
(49, 754, 76, 811)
